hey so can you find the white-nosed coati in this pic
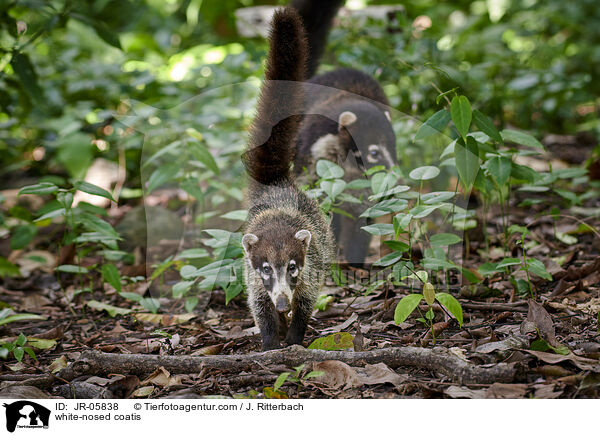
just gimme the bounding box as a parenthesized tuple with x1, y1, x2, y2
(291, 0, 397, 267)
(242, 8, 335, 351)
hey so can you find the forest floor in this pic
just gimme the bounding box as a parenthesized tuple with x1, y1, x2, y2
(1, 144, 600, 399)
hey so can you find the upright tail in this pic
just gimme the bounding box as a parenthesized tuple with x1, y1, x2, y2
(243, 8, 308, 185)
(290, 0, 345, 78)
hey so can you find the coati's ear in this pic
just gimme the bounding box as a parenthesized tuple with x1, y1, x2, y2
(338, 111, 357, 130)
(242, 233, 259, 256)
(294, 229, 312, 250)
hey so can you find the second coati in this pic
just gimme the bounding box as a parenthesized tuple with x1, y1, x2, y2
(291, 0, 397, 266)
(242, 8, 335, 351)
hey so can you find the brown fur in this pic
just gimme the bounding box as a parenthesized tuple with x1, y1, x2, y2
(242, 8, 335, 351)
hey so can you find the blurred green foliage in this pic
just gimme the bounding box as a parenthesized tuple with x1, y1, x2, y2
(1, 0, 598, 309)
(1, 0, 598, 186)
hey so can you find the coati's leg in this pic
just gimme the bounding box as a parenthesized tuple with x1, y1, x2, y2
(337, 214, 371, 267)
(251, 292, 280, 351)
(285, 288, 315, 346)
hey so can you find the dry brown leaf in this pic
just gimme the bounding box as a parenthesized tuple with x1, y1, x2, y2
(191, 344, 223, 356)
(134, 312, 196, 326)
(141, 367, 182, 387)
(355, 363, 408, 387)
(445, 385, 485, 399)
(311, 361, 362, 389)
(48, 355, 67, 374)
(132, 386, 155, 397)
(311, 361, 406, 390)
(484, 383, 528, 398)
(532, 383, 563, 398)
(527, 300, 558, 346)
(524, 350, 599, 371)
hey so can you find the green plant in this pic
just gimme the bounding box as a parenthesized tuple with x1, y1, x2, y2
(273, 364, 324, 393)
(0, 333, 36, 362)
(394, 278, 463, 343)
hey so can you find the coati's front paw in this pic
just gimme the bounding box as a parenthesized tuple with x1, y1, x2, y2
(261, 340, 281, 351)
(284, 332, 304, 347)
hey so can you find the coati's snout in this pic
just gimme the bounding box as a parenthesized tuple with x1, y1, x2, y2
(275, 295, 291, 313)
(242, 228, 311, 312)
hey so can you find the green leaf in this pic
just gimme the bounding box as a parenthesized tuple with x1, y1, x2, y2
(472, 110, 503, 143)
(421, 257, 456, 270)
(368, 185, 410, 201)
(10, 225, 37, 250)
(409, 204, 442, 219)
(394, 294, 423, 324)
(0, 257, 21, 279)
(87, 300, 132, 317)
(501, 130, 544, 149)
(303, 371, 324, 380)
(414, 109, 451, 140)
(15, 333, 27, 346)
(526, 258, 552, 281)
(140, 298, 161, 313)
(435, 292, 463, 327)
(79, 213, 119, 238)
(10, 53, 44, 106)
(13, 347, 24, 362)
(383, 240, 410, 252)
(146, 164, 179, 193)
(423, 283, 436, 305)
(101, 263, 122, 292)
(24, 347, 37, 361)
(455, 137, 479, 189)
(421, 191, 455, 204)
(71, 13, 122, 49)
(315, 294, 334, 311)
(220, 210, 248, 221)
(496, 258, 522, 269)
(316, 160, 344, 179)
(451, 96, 472, 140)
(409, 165, 440, 181)
(511, 163, 537, 182)
(370, 172, 398, 194)
(190, 141, 219, 175)
(74, 181, 115, 202)
(27, 337, 57, 350)
(91, 21, 122, 49)
(308, 332, 354, 350)
(177, 248, 209, 259)
(56, 264, 89, 274)
(487, 156, 512, 186)
(119, 292, 143, 302)
(321, 179, 346, 200)
(373, 251, 404, 267)
(361, 223, 394, 236)
(430, 233, 462, 247)
(0, 313, 44, 326)
(225, 283, 243, 305)
(274, 372, 290, 391)
(478, 262, 500, 276)
(360, 199, 407, 218)
(18, 182, 58, 196)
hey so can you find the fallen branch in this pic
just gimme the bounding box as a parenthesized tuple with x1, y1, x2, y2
(59, 345, 516, 385)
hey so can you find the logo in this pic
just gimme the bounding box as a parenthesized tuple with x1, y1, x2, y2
(3, 401, 50, 433)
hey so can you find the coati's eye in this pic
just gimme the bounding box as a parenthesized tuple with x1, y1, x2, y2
(262, 263, 272, 275)
(288, 261, 296, 272)
(367, 145, 381, 163)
